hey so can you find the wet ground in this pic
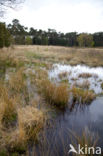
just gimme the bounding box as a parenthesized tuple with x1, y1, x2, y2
(1, 64, 103, 155)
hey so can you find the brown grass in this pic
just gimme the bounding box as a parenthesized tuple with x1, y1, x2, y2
(9, 68, 26, 93)
(1, 45, 103, 67)
(18, 106, 46, 141)
(0, 45, 102, 154)
(78, 73, 92, 78)
(39, 79, 69, 109)
(70, 128, 98, 156)
(71, 87, 96, 104)
(58, 71, 68, 79)
(0, 83, 17, 126)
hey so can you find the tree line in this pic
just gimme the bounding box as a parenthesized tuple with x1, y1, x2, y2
(1, 19, 103, 48)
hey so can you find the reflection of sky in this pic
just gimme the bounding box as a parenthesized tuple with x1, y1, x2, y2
(49, 64, 103, 94)
(89, 97, 103, 122)
(34, 96, 103, 155)
(50, 96, 103, 139)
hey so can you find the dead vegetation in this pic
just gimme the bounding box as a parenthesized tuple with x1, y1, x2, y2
(70, 128, 99, 156)
(39, 79, 69, 109)
(58, 71, 68, 79)
(71, 87, 96, 104)
(0, 45, 101, 155)
(18, 106, 46, 141)
(78, 73, 92, 78)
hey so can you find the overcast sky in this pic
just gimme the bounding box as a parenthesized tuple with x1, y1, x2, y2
(2, 0, 103, 33)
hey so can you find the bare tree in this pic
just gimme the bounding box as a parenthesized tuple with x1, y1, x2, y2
(0, 0, 24, 17)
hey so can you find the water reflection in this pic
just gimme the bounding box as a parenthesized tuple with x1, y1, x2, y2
(32, 97, 103, 156)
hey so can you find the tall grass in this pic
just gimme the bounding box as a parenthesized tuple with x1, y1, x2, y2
(9, 68, 26, 93)
(70, 128, 99, 156)
(0, 83, 17, 126)
(71, 87, 96, 104)
(18, 106, 46, 141)
(39, 79, 69, 109)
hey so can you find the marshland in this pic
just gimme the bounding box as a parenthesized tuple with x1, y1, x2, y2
(0, 45, 103, 155)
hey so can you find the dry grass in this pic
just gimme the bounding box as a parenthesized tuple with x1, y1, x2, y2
(9, 68, 26, 93)
(40, 79, 69, 109)
(0, 98, 17, 127)
(1, 45, 103, 67)
(0, 45, 102, 154)
(78, 73, 92, 78)
(0, 83, 17, 126)
(71, 87, 96, 104)
(70, 128, 99, 156)
(0, 126, 27, 155)
(58, 71, 68, 79)
(18, 106, 46, 141)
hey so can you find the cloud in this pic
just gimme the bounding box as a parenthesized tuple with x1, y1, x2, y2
(1, 0, 103, 33)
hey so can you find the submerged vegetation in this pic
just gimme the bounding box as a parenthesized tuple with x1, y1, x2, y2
(71, 87, 96, 104)
(0, 45, 102, 155)
(70, 128, 99, 156)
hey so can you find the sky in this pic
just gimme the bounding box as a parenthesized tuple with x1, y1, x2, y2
(1, 0, 103, 33)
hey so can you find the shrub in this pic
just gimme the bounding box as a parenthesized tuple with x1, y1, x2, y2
(25, 36, 32, 45)
(0, 22, 11, 48)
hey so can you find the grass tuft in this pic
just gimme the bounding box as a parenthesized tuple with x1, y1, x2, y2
(9, 68, 26, 93)
(40, 79, 69, 109)
(18, 106, 46, 141)
(71, 87, 96, 104)
(78, 73, 92, 78)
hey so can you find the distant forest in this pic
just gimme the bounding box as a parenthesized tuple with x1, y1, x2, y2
(0, 19, 103, 48)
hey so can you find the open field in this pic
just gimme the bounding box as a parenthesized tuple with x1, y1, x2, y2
(1, 45, 103, 67)
(0, 45, 103, 155)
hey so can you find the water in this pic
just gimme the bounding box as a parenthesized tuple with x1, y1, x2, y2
(31, 96, 103, 156)
(49, 64, 103, 94)
(2, 65, 103, 155)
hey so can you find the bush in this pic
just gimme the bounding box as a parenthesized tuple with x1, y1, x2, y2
(25, 36, 32, 45)
(0, 22, 11, 48)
